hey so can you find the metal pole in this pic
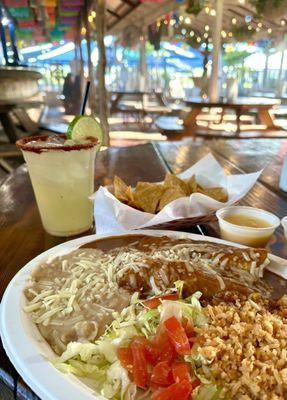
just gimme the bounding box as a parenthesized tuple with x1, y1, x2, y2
(0, 7, 8, 65)
(277, 34, 287, 98)
(8, 22, 20, 65)
(262, 47, 269, 88)
(139, 25, 148, 92)
(209, 0, 224, 102)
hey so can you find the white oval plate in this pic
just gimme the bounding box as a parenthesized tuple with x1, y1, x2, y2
(0, 229, 286, 400)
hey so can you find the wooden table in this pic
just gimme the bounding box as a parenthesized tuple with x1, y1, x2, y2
(110, 91, 170, 120)
(1, 138, 287, 398)
(184, 98, 281, 134)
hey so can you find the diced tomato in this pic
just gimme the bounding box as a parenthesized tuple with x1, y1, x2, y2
(164, 317, 190, 355)
(151, 361, 174, 387)
(131, 336, 160, 366)
(157, 335, 177, 364)
(153, 324, 167, 348)
(131, 339, 149, 388)
(118, 347, 133, 373)
(152, 325, 177, 364)
(182, 318, 194, 338)
(145, 341, 161, 366)
(172, 361, 191, 382)
(151, 378, 192, 400)
(191, 378, 201, 390)
(144, 293, 179, 309)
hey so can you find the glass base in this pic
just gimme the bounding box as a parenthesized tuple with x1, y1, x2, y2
(44, 225, 93, 237)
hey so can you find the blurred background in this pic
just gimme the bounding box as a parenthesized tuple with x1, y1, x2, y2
(1, 0, 287, 175)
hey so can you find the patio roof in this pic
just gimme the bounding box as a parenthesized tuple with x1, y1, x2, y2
(106, 0, 287, 41)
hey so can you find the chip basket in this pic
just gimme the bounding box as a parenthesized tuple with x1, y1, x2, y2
(147, 213, 218, 231)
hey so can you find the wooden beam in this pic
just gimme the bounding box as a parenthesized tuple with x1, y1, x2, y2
(84, 0, 97, 112)
(209, 0, 224, 102)
(108, 2, 140, 30)
(95, 0, 110, 146)
(121, 0, 139, 7)
(107, 9, 121, 19)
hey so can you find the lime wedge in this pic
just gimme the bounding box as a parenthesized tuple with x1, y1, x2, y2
(67, 115, 103, 147)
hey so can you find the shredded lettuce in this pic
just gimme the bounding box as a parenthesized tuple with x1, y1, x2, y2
(193, 383, 221, 400)
(160, 300, 183, 323)
(101, 361, 136, 400)
(174, 280, 184, 298)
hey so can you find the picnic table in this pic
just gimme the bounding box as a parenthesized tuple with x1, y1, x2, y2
(1, 138, 287, 398)
(110, 91, 171, 121)
(184, 97, 281, 134)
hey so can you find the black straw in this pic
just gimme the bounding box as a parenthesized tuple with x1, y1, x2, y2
(80, 81, 90, 115)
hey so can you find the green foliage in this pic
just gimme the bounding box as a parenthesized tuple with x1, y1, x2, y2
(223, 50, 250, 66)
(250, 0, 285, 16)
(231, 25, 255, 41)
(185, 0, 204, 16)
(186, 35, 202, 49)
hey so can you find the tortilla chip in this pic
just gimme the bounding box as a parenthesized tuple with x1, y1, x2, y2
(164, 173, 189, 195)
(133, 182, 164, 213)
(125, 186, 136, 206)
(113, 176, 130, 202)
(158, 187, 186, 211)
(186, 175, 198, 194)
(198, 187, 228, 202)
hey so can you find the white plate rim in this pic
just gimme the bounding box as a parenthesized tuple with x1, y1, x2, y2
(1, 229, 286, 400)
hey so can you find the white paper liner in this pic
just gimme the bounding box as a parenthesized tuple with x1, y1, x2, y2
(92, 153, 262, 234)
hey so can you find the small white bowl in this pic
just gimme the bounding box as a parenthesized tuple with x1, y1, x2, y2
(216, 206, 280, 247)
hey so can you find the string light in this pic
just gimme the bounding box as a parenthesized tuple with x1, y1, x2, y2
(170, 19, 176, 26)
(221, 30, 227, 38)
(238, 0, 245, 3)
(81, 27, 86, 35)
(248, 25, 252, 30)
(91, 11, 96, 18)
(228, 32, 233, 37)
(164, 20, 168, 24)
(185, 17, 191, 24)
(232, 18, 237, 24)
(204, 32, 208, 38)
(190, 30, 194, 37)
(88, 15, 93, 22)
(210, 9, 216, 16)
(196, 37, 201, 43)
(179, 15, 183, 22)
(268, 28, 272, 34)
(205, 25, 209, 31)
(256, 27, 260, 32)
(281, 19, 286, 26)
(181, 28, 187, 35)
(205, 7, 210, 14)
(258, 22, 262, 28)
(245, 15, 252, 23)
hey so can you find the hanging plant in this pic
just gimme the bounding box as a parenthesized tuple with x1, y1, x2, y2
(185, 0, 205, 16)
(148, 22, 163, 51)
(186, 35, 202, 49)
(231, 24, 255, 41)
(250, 0, 286, 19)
